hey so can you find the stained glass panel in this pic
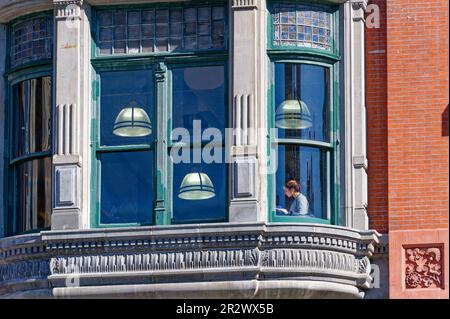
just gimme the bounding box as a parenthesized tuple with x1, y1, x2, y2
(272, 3, 332, 51)
(10, 15, 53, 68)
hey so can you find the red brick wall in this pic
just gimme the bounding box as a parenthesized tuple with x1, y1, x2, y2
(367, 0, 449, 233)
(366, 0, 389, 233)
(385, 0, 449, 231)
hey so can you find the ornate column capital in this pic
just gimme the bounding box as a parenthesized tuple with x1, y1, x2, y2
(231, 0, 259, 10)
(54, 0, 84, 19)
(350, 0, 368, 21)
(350, 0, 368, 10)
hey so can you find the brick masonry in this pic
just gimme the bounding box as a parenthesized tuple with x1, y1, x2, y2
(366, 0, 449, 298)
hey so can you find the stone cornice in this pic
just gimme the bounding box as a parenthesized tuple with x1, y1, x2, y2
(0, 0, 53, 24)
(0, 0, 359, 24)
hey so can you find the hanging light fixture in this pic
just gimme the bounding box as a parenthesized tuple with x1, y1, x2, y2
(178, 172, 216, 200)
(275, 99, 313, 130)
(275, 64, 313, 130)
(113, 101, 152, 137)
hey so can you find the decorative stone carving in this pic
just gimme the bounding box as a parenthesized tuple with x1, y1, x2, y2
(232, 0, 258, 9)
(50, 249, 260, 275)
(0, 260, 50, 282)
(54, 0, 83, 19)
(1, 224, 379, 298)
(405, 247, 443, 289)
(54, 165, 79, 209)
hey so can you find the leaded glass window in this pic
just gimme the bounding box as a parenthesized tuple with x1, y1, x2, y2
(10, 15, 53, 68)
(272, 3, 332, 51)
(96, 6, 226, 55)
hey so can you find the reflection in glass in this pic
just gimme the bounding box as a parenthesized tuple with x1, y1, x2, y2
(275, 145, 326, 219)
(113, 101, 152, 137)
(274, 63, 330, 142)
(100, 151, 154, 225)
(172, 66, 225, 140)
(12, 77, 52, 158)
(178, 172, 216, 200)
(172, 151, 226, 222)
(276, 99, 312, 130)
(13, 158, 52, 234)
(101, 70, 154, 146)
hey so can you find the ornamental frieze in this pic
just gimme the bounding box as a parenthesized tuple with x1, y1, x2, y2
(405, 247, 443, 289)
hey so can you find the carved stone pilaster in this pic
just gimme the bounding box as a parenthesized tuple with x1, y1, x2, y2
(229, 0, 267, 222)
(343, 0, 369, 230)
(52, 0, 91, 230)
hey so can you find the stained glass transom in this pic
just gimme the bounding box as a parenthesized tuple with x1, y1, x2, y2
(10, 15, 54, 68)
(272, 3, 332, 51)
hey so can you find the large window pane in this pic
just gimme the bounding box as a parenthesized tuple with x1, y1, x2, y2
(100, 151, 154, 225)
(13, 157, 52, 234)
(275, 145, 327, 219)
(274, 63, 330, 142)
(172, 66, 226, 140)
(171, 149, 227, 223)
(100, 70, 154, 147)
(12, 77, 51, 158)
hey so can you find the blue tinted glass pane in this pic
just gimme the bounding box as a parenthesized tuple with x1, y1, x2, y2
(100, 151, 154, 225)
(275, 145, 326, 219)
(171, 149, 227, 222)
(274, 63, 330, 142)
(100, 70, 154, 147)
(172, 66, 226, 141)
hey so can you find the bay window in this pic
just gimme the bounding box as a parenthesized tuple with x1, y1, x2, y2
(268, 2, 340, 224)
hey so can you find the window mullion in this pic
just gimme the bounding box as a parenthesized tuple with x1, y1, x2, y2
(154, 62, 170, 226)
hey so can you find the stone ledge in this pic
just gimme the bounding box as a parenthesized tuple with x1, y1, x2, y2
(0, 223, 379, 299)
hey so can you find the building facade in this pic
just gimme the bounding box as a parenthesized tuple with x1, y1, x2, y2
(0, 0, 447, 299)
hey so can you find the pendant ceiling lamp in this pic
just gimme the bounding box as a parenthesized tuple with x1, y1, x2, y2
(276, 64, 314, 130)
(275, 99, 313, 130)
(113, 101, 152, 137)
(178, 172, 216, 201)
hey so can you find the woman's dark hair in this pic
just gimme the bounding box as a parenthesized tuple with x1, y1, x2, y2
(285, 180, 300, 192)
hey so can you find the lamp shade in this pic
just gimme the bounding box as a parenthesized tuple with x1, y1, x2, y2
(178, 172, 216, 200)
(113, 104, 152, 137)
(275, 99, 313, 130)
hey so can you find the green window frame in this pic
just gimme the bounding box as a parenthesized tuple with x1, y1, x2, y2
(167, 62, 229, 225)
(90, 2, 229, 228)
(3, 12, 54, 237)
(267, 1, 341, 225)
